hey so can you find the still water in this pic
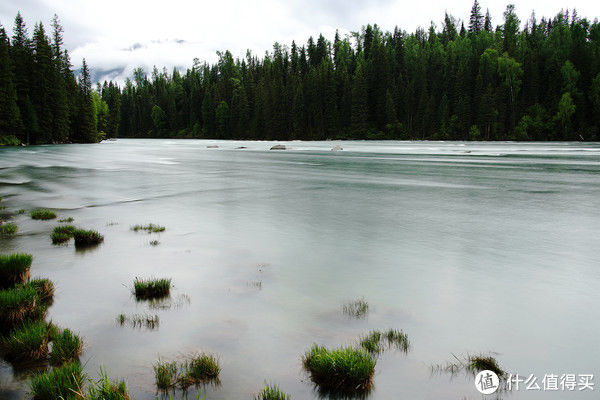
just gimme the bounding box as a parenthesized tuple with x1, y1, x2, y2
(0, 140, 599, 399)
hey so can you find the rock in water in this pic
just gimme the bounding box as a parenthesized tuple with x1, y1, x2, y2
(270, 144, 286, 150)
(207, 145, 219, 148)
(331, 145, 343, 151)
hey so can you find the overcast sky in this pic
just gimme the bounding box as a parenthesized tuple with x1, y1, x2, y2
(1, 0, 598, 83)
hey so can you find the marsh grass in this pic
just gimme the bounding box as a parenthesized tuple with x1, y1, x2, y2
(432, 353, 505, 377)
(73, 229, 104, 248)
(21, 278, 55, 303)
(0, 253, 33, 289)
(0, 286, 46, 328)
(83, 368, 130, 400)
(49, 327, 83, 366)
(117, 314, 159, 330)
(29, 361, 84, 400)
(153, 359, 179, 390)
(131, 224, 165, 233)
(1, 320, 51, 363)
(30, 209, 57, 220)
(302, 344, 376, 394)
(52, 225, 77, 244)
(133, 278, 171, 300)
(342, 298, 369, 318)
(58, 217, 74, 223)
(0, 223, 17, 235)
(180, 354, 221, 387)
(255, 384, 290, 400)
(18, 209, 26, 214)
(359, 329, 410, 354)
(149, 240, 160, 246)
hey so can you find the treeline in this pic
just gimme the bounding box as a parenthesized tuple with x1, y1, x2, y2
(0, 14, 103, 145)
(4, 3, 600, 143)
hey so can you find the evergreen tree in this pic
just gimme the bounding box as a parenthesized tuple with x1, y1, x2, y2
(469, 0, 484, 33)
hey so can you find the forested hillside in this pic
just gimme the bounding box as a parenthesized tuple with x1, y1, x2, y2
(2, 2, 600, 144)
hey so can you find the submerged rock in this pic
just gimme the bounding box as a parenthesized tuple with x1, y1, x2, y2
(331, 145, 343, 151)
(236, 146, 248, 149)
(207, 145, 219, 148)
(270, 144, 286, 150)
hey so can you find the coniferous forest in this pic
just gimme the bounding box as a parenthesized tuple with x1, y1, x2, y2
(2, 2, 600, 144)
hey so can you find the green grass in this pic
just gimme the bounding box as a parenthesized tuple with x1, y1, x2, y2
(1, 320, 51, 363)
(117, 314, 159, 330)
(133, 278, 171, 300)
(85, 368, 130, 400)
(0, 223, 17, 235)
(21, 278, 55, 303)
(302, 344, 376, 394)
(50, 327, 83, 366)
(52, 225, 77, 244)
(342, 298, 369, 318)
(18, 209, 26, 214)
(131, 224, 166, 233)
(29, 361, 84, 400)
(0, 253, 33, 289)
(58, 217, 74, 223)
(30, 209, 57, 220)
(153, 359, 179, 390)
(0, 285, 46, 328)
(467, 355, 505, 376)
(73, 229, 104, 247)
(180, 353, 220, 386)
(149, 240, 160, 246)
(358, 329, 410, 354)
(255, 384, 291, 400)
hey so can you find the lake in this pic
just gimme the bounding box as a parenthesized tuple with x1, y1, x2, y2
(1, 140, 599, 399)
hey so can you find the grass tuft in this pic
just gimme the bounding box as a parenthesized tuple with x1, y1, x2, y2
(30, 209, 57, 221)
(0, 253, 33, 289)
(0, 223, 17, 235)
(49, 327, 83, 366)
(255, 384, 291, 400)
(1, 320, 51, 363)
(302, 344, 376, 394)
(467, 355, 505, 376)
(21, 278, 55, 303)
(73, 229, 104, 248)
(180, 353, 220, 387)
(84, 368, 130, 400)
(29, 361, 84, 400)
(51, 225, 77, 244)
(133, 278, 171, 300)
(0, 285, 46, 328)
(153, 359, 179, 390)
(131, 224, 166, 233)
(342, 298, 369, 318)
(358, 329, 410, 354)
(359, 331, 383, 353)
(58, 217, 74, 223)
(18, 209, 26, 214)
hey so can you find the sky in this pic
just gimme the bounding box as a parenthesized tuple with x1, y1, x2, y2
(1, 0, 598, 84)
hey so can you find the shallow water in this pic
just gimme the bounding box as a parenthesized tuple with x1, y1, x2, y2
(0, 140, 599, 399)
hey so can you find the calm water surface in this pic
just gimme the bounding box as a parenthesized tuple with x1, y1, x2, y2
(0, 140, 599, 399)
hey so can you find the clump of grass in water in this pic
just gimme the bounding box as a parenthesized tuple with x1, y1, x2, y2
(18, 209, 26, 214)
(1, 320, 51, 363)
(358, 329, 410, 354)
(30, 209, 57, 220)
(0, 286, 46, 328)
(20, 278, 55, 303)
(73, 229, 104, 248)
(29, 361, 84, 400)
(117, 314, 159, 330)
(302, 344, 376, 395)
(255, 384, 291, 400)
(153, 359, 179, 390)
(149, 240, 160, 246)
(0, 253, 33, 289)
(133, 278, 171, 300)
(342, 298, 369, 318)
(84, 368, 130, 400)
(432, 353, 505, 377)
(51, 225, 77, 244)
(58, 217, 74, 223)
(0, 223, 17, 235)
(180, 353, 221, 387)
(131, 224, 165, 233)
(49, 326, 83, 366)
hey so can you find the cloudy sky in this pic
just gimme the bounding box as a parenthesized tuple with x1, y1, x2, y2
(1, 0, 598, 83)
